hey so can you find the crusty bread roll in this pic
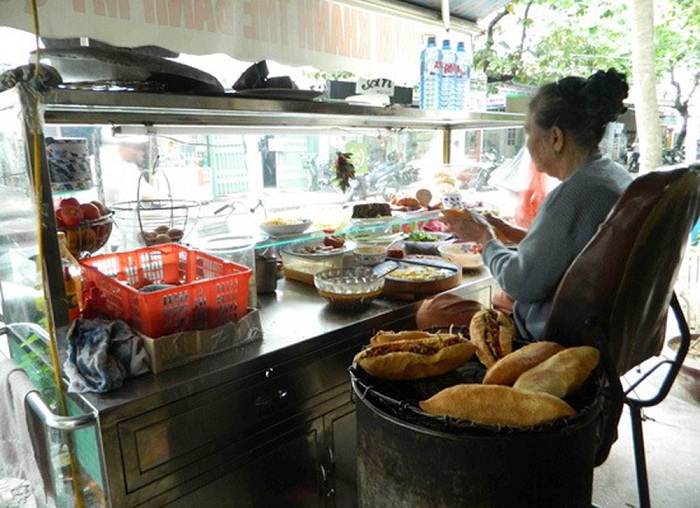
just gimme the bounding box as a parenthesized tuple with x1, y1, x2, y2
(469, 309, 515, 368)
(482, 341, 565, 386)
(354, 335, 476, 381)
(513, 346, 600, 398)
(419, 384, 576, 427)
(370, 330, 434, 346)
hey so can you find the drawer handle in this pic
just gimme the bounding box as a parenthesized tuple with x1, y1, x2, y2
(254, 389, 288, 407)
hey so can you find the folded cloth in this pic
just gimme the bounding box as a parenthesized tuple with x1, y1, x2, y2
(63, 318, 150, 393)
(0, 358, 55, 506)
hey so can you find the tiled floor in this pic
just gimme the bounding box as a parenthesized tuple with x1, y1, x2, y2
(592, 358, 700, 508)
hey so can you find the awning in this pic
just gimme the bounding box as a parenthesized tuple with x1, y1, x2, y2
(1, 1, 511, 85)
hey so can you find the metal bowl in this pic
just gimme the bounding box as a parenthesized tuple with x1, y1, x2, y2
(314, 267, 384, 310)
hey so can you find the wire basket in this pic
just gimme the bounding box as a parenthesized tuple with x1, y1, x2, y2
(58, 212, 115, 258)
(111, 169, 200, 249)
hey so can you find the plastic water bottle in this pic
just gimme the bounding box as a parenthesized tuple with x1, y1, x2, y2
(439, 39, 455, 111)
(451, 41, 471, 111)
(419, 36, 441, 110)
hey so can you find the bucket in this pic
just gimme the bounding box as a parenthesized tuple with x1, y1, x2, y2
(350, 364, 604, 508)
(199, 234, 257, 308)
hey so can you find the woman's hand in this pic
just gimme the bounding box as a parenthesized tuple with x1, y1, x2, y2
(441, 209, 496, 245)
(482, 212, 528, 245)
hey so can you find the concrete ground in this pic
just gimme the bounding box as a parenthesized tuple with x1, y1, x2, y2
(592, 355, 700, 508)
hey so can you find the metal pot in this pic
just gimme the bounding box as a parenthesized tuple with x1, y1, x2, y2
(351, 365, 603, 508)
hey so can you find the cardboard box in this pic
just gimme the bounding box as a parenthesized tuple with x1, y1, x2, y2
(326, 80, 414, 105)
(140, 309, 263, 373)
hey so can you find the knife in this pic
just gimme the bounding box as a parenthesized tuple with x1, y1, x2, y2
(385, 256, 459, 272)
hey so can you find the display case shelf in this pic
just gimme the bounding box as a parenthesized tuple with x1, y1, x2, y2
(42, 89, 524, 130)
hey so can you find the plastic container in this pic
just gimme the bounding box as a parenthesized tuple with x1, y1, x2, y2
(199, 234, 257, 308)
(280, 242, 352, 284)
(452, 41, 471, 111)
(419, 36, 441, 110)
(439, 39, 455, 111)
(79, 244, 252, 337)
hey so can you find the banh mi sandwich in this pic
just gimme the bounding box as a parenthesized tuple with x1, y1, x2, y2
(469, 309, 515, 368)
(354, 335, 476, 381)
(419, 384, 576, 427)
(482, 341, 565, 386)
(369, 330, 435, 346)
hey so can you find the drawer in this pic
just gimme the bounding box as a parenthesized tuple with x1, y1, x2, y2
(117, 333, 367, 497)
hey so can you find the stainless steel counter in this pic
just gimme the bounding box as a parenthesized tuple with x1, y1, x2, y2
(75, 269, 494, 418)
(64, 269, 496, 506)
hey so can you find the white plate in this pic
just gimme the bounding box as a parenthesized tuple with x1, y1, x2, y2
(283, 239, 357, 258)
(260, 219, 313, 237)
(438, 242, 484, 269)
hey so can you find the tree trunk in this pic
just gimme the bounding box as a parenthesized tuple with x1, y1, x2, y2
(629, 0, 662, 172)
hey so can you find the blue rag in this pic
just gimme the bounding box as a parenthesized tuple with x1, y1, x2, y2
(63, 318, 150, 393)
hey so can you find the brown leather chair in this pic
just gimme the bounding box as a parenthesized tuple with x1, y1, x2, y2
(543, 164, 700, 508)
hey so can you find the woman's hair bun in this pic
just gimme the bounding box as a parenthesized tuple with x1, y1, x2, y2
(581, 68, 629, 123)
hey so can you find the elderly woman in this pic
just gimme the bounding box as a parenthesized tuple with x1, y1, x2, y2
(444, 68, 632, 340)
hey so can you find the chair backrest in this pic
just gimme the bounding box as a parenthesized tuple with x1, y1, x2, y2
(544, 164, 700, 374)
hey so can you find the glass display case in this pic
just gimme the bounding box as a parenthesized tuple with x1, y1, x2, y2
(0, 85, 523, 506)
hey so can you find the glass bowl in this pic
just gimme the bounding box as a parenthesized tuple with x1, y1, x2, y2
(314, 267, 385, 310)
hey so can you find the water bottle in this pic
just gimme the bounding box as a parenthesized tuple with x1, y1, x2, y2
(439, 39, 455, 111)
(452, 41, 471, 111)
(419, 36, 441, 110)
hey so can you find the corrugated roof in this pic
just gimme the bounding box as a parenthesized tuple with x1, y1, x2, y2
(398, 0, 512, 22)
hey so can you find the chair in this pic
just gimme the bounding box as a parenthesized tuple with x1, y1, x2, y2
(543, 164, 700, 508)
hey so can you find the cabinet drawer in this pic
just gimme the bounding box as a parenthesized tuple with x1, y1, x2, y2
(117, 335, 366, 500)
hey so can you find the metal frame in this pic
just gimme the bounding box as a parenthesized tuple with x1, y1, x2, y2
(0, 323, 97, 431)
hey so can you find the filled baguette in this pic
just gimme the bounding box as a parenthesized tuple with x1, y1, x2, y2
(469, 309, 515, 368)
(354, 334, 476, 381)
(482, 341, 565, 386)
(419, 384, 576, 427)
(513, 346, 600, 398)
(370, 330, 434, 346)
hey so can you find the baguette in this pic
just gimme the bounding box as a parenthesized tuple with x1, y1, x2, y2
(482, 341, 565, 386)
(354, 335, 476, 381)
(469, 309, 515, 368)
(419, 384, 576, 427)
(370, 330, 434, 346)
(513, 346, 600, 398)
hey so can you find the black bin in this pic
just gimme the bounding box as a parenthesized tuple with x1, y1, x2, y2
(350, 363, 605, 508)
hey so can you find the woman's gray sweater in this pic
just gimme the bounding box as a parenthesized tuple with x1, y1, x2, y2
(483, 154, 632, 340)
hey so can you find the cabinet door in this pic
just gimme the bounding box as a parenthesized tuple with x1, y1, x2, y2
(165, 415, 325, 508)
(323, 397, 357, 508)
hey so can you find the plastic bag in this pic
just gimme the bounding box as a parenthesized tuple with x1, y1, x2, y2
(514, 159, 547, 229)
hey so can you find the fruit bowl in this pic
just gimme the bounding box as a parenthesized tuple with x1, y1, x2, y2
(314, 267, 384, 311)
(58, 212, 114, 258)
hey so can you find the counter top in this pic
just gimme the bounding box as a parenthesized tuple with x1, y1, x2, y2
(75, 268, 494, 421)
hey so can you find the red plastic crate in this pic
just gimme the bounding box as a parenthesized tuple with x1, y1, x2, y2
(79, 244, 252, 338)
